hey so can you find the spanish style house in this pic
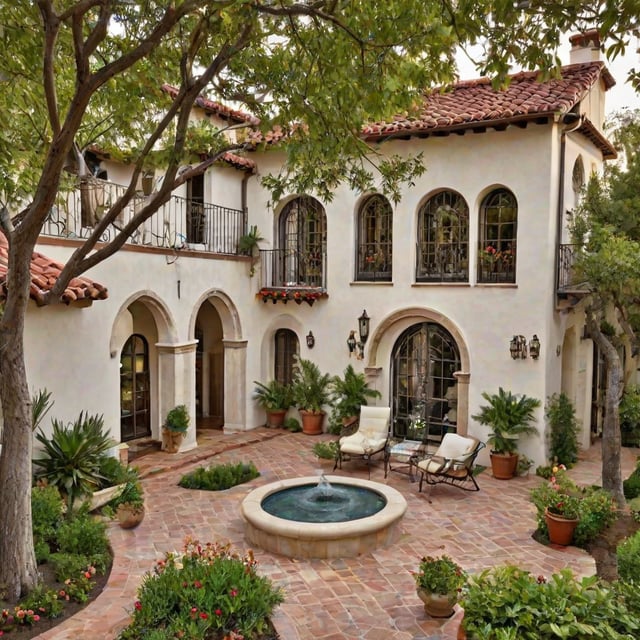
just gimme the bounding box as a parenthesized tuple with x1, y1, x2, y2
(0, 32, 623, 466)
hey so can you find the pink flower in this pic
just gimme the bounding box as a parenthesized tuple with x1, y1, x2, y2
(230, 588, 238, 597)
(33, 615, 40, 622)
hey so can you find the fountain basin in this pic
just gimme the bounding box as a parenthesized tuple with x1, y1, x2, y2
(241, 475, 407, 559)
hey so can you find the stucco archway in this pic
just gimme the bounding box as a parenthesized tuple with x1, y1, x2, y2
(364, 307, 471, 435)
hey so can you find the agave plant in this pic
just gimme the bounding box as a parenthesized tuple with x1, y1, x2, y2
(33, 412, 115, 514)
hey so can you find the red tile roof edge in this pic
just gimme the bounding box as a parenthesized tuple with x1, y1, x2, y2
(162, 84, 260, 126)
(0, 232, 108, 307)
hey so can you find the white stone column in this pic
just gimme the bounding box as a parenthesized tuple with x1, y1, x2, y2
(157, 340, 199, 452)
(222, 339, 248, 433)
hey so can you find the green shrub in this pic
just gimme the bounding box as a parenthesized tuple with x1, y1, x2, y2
(49, 552, 92, 582)
(545, 392, 579, 467)
(117, 538, 284, 640)
(31, 484, 64, 551)
(56, 511, 110, 572)
(617, 530, 640, 582)
(97, 455, 132, 489)
(620, 385, 640, 447)
(535, 464, 553, 479)
(623, 458, 640, 499)
(312, 440, 338, 460)
(284, 417, 301, 432)
(178, 461, 259, 491)
(460, 565, 640, 639)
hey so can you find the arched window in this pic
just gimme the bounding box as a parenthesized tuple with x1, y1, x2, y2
(277, 196, 327, 288)
(391, 323, 460, 441)
(356, 194, 392, 281)
(478, 189, 517, 284)
(416, 190, 469, 282)
(572, 156, 585, 200)
(275, 329, 299, 385)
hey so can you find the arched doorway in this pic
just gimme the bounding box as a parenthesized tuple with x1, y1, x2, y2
(120, 334, 151, 441)
(391, 322, 461, 443)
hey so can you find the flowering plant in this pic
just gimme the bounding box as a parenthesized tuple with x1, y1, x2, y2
(258, 288, 325, 306)
(411, 555, 466, 595)
(530, 464, 580, 520)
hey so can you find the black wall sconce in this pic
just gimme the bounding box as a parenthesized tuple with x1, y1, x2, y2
(347, 330, 357, 356)
(509, 334, 541, 360)
(306, 331, 315, 349)
(346, 311, 371, 360)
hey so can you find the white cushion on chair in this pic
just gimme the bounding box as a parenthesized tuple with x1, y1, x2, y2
(416, 433, 478, 474)
(339, 406, 390, 456)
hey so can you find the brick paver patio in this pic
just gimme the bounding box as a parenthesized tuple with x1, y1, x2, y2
(34, 429, 639, 640)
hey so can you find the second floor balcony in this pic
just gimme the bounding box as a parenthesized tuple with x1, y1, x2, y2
(41, 177, 247, 256)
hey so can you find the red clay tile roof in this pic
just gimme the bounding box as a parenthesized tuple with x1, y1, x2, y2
(362, 62, 614, 140)
(0, 232, 108, 307)
(162, 84, 260, 126)
(220, 151, 256, 172)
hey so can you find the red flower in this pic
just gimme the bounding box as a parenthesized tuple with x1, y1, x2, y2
(199, 612, 208, 620)
(215, 608, 222, 616)
(134, 601, 142, 611)
(193, 580, 203, 588)
(230, 588, 238, 597)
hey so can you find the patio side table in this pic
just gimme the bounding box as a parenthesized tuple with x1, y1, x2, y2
(384, 439, 427, 481)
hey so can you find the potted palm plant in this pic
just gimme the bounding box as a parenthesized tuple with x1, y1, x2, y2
(291, 357, 332, 435)
(252, 379, 293, 428)
(162, 404, 190, 453)
(471, 387, 540, 479)
(330, 364, 381, 426)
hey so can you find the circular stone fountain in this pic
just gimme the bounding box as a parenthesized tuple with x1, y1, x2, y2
(241, 475, 407, 559)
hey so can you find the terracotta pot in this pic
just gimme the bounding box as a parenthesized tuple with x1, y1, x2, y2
(299, 409, 325, 435)
(116, 504, 145, 529)
(266, 409, 287, 428)
(544, 507, 579, 546)
(416, 589, 457, 618)
(490, 452, 518, 479)
(162, 428, 185, 453)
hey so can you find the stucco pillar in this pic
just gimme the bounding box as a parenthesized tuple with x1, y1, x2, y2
(453, 371, 470, 435)
(222, 339, 248, 433)
(157, 340, 198, 452)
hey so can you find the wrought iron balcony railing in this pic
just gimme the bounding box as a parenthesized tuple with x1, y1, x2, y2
(41, 177, 246, 255)
(259, 248, 327, 290)
(557, 243, 589, 295)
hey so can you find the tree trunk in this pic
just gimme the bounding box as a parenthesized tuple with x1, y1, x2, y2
(585, 311, 625, 507)
(0, 234, 39, 601)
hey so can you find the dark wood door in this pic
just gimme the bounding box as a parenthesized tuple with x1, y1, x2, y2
(120, 334, 151, 441)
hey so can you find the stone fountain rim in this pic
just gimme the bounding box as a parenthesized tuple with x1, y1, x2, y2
(241, 475, 407, 541)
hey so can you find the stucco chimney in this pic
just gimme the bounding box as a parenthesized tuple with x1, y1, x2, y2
(569, 30, 602, 64)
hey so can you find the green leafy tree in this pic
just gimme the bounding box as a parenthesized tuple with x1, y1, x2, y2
(0, 0, 638, 603)
(570, 109, 640, 507)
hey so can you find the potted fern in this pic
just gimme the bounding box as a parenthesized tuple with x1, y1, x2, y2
(291, 358, 331, 435)
(330, 364, 381, 426)
(471, 387, 540, 479)
(162, 404, 190, 453)
(252, 379, 293, 428)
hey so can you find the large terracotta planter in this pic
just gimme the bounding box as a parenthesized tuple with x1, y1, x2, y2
(162, 428, 185, 453)
(544, 507, 579, 546)
(266, 409, 287, 428)
(490, 452, 518, 479)
(116, 503, 145, 529)
(299, 409, 325, 435)
(417, 588, 457, 618)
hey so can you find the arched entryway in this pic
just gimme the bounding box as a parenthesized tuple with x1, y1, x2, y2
(120, 334, 151, 441)
(391, 322, 461, 443)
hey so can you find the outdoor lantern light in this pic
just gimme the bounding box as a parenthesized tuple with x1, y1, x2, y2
(509, 335, 528, 359)
(306, 331, 315, 349)
(529, 334, 541, 359)
(347, 330, 357, 356)
(358, 310, 370, 346)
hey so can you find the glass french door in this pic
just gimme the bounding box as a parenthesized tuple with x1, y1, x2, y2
(120, 334, 151, 441)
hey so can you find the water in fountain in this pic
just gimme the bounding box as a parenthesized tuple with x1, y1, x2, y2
(261, 473, 386, 523)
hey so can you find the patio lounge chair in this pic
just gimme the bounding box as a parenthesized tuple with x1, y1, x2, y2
(412, 432, 485, 493)
(333, 406, 391, 477)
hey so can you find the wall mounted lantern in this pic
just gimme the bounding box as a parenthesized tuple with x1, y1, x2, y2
(529, 334, 541, 359)
(357, 310, 370, 359)
(510, 335, 528, 359)
(306, 331, 315, 349)
(347, 330, 357, 356)
(509, 334, 541, 359)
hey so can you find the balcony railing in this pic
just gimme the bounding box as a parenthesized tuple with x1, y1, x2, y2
(41, 177, 246, 255)
(259, 249, 327, 289)
(557, 243, 589, 295)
